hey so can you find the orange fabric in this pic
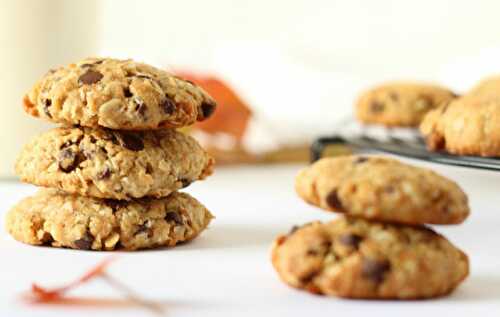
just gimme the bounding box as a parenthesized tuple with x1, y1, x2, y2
(177, 72, 252, 140)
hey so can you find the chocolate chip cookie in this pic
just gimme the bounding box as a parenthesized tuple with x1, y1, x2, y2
(23, 57, 217, 130)
(16, 126, 214, 200)
(420, 95, 500, 156)
(295, 156, 469, 225)
(356, 82, 457, 127)
(271, 217, 469, 299)
(6, 189, 213, 251)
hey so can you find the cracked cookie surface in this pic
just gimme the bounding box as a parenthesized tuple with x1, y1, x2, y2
(23, 57, 216, 130)
(6, 189, 213, 251)
(420, 95, 500, 156)
(16, 126, 214, 200)
(356, 82, 456, 127)
(295, 156, 469, 225)
(271, 217, 468, 299)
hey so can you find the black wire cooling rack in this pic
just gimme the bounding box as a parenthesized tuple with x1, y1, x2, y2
(310, 121, 500, 171)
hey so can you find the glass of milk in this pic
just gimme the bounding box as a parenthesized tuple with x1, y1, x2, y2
(0, 0, 100, 178)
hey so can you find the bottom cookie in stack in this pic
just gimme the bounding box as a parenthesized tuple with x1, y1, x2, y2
(6, 189, 213, 251)
(272, 217, 469, 299)
(272, 155, 470, 299)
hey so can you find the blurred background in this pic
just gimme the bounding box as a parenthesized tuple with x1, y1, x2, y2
(2, 0, 500, 176)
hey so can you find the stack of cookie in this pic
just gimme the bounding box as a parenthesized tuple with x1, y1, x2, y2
(6, 57, 217, 251)
(272, 155, 470, 299)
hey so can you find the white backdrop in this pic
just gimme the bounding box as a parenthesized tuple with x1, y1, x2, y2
(100, 0, 500, 87)
(2, 0, 500, 176)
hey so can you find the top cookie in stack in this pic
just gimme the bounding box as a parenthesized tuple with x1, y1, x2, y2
(22, 57, 216, 130)
(6, 57, 217, 251)
(295, 156, 469, 225)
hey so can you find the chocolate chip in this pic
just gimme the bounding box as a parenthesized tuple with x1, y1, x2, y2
(354, 157, 368, 164)
(78, 70, 103, 85)
(307, 240, 331, 256)
(131, 96, 146, 118)
(115, 132, 144, 151)
(370, 101, 385, 113)
(58, 147, 81, 173)
(161, 97, 175, 115)
(99, 146, 108, 155)
(384, 186, 395, 194)
(135, 220, 153, 237)
(300, 271, 319, 284)
(165, 211, 183, 225)
(41, 233, 54, 245)
(361, 258, 391, 284)
(326, 190, 343, 211)
(104, 199, 128, 212)
(306, 249, 319, 256)
(145, 163, 154, 174)
(135, 224, 147, 234)
(59, 141, 73, 150)
(136, 103, 147, 117)
(74, 232, 94, 250)
(201, 102, 216, 118)
(389, 92, 399, 101)
(123, 87, 133, 98)
(139, 196, 155, 205)
(338, 233, 362, 249)
(97, 166, 111, 179)
(43, 99, 52, 118)
(180, 178, 192, 188)
(432, 136, 446, 150)
(322, 240, 332, 249)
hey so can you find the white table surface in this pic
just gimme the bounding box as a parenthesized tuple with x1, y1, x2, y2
(1, 159, 499, 316)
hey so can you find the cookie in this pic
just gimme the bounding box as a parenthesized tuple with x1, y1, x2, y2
(295, 156, 469, 225)
(6, 189, 213, 251)
(271, 217, 469, 299)
(23, 57, 217, 130)
(16, 126, 214, 200)
(420, 95, 500, 156)
(356, 82, 456, 127)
